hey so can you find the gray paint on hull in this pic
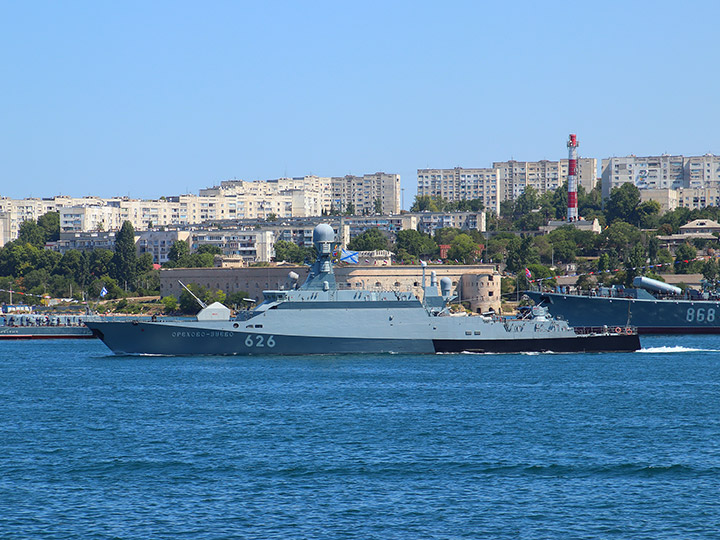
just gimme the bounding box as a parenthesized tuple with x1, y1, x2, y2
(87, 321, 638, 356)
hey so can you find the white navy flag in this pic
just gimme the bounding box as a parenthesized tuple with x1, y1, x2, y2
(100, 286, 108, 297)
(340, 249, 359, 264)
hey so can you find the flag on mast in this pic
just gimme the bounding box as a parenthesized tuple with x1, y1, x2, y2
(340, 249, 359, 264)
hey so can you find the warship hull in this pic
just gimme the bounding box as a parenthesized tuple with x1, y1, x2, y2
(525, 290, 720, 334)
(86, 316, 640, 356)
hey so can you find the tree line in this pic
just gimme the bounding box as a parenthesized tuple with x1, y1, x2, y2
(0, 216, 157, 304)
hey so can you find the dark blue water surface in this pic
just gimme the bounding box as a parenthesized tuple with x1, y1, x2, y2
(2, 336, 720, 539)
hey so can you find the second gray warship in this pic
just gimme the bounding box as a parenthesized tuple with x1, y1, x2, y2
(86, 224, 640, 355)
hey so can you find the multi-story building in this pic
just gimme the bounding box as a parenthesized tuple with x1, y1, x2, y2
(331, 173, 401, 215)
(48, 231, 119, 254)
(0, 211, 11, 247)
(413, 211, 486, 236)
(639, 187, 720, 213)
(59, 205, 124, 232)
(189, 229, 275, 263)
(136, 230, 192, 264)
(416, 168, 501, 214)
(601, 154, 720, 199)
(0, 196, 108, 245)
(0, 171, 400, 244)
(684, 155, 720, 189)
(494, 158, 597, 201)
(601, 155, 685, 198)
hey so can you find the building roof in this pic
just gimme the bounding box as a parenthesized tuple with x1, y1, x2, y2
(679, 219, 720, 231)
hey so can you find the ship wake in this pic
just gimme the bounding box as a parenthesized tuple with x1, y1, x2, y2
(638, 345, 720, 353)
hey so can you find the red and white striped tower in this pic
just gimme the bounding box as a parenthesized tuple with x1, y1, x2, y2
(567, 133, 579, 222)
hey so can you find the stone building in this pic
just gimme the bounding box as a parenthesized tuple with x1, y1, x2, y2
(159, 264, 501, 314)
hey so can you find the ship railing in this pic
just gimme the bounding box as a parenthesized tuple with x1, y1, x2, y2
(573, 325, 637, 336)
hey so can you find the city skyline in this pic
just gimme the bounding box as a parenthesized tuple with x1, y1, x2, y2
(2, 1, 719, 204)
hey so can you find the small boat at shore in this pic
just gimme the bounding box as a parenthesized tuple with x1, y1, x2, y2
(0, 313, 94, 339)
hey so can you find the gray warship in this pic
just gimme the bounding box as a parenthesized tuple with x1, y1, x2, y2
(525, 275, 720, 334)
(86, 224, 640, 355)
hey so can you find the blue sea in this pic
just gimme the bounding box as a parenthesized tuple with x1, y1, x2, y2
(1, 336, 720, 539)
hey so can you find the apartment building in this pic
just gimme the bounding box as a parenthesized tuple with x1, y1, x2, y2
(601, 154, 720, 199)
(0, 196, 107, 244)
(0, 171, 400, 244)
(639, 187, 720, 213)
(189, 229, 275, 263)
(331, 173, 401, 215)
(416, 168, 501, 214)
(493, 158, 597, 201)
(49, 231, 119, 254)
(136, 230, 192, 264)
(413, 211, 486, 236)
(60, 205, 124, 232)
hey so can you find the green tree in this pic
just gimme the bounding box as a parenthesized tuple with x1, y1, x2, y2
(505, 236, 539, 273)
(162, 295, 178, 313)
(167, 240, 190, 264)
(373, 198, 383, 214)
(395, 230, 437, 258)
(603, 221, 642, 253)
(674, 243, 698, 274)
(226, 291, 250, 308)
(17, 220, 46, 247)
(447, 233, 479, 264)
(111, 221, 138, 289)
(273, 240, 313, 263)
(37, 212, 60, 242)
(55, 250, 90, 288)
(434, 228, 461, 246)
(196, 244, 223, 256)
(605, 183, 641, 225)
(702, 259, 718, 283)
(179, 283, 206, 313)
(624, 244, 647, 286)
(410, 195, 440, 212)
(89, 249, 114, 278)
(636, 200, 661, 229)
(348, 228, 388, 251)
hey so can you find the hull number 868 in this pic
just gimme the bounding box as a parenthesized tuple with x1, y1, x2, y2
(686, 308, 715, 323)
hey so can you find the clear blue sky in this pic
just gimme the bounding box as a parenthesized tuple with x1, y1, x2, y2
(2, 0, 718, 207)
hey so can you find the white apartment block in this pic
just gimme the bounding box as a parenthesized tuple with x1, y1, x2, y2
(0, 171, 401, 245)
(189, 229, 275, 263)
(136, 230, 192, 264)
(60, 205, 124, 232)
(416, 168, 501, 214)
(601, 154, 720, 199)
(331, 173, 401, 215)
(413, 211, 486, 236)
(0, 196, 108, 244)
(641, 187, 720, 213)
(493, 158, 597, 201)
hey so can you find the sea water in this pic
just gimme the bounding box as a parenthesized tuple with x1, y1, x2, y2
(1, 336, 720, 539)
